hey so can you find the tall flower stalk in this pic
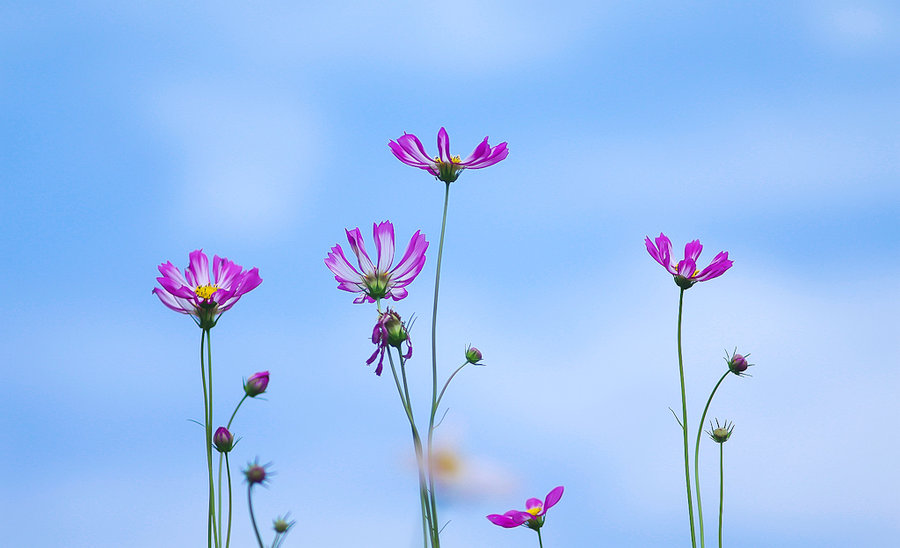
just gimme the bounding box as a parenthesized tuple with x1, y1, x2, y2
(153, 250, 261, 548)
(645, 234, 734, 548)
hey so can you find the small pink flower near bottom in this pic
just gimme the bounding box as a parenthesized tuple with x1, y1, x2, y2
(487, 485, 564, 531)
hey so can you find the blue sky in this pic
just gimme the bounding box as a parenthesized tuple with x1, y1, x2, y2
(2, 1, 899, 546)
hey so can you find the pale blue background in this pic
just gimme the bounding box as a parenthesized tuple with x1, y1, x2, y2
(2, 1, 899, 547)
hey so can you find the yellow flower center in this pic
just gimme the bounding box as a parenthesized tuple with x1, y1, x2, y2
(434, 155, 462, 165)
(526, 506, 542, 516)
(195, 284, 219, 300)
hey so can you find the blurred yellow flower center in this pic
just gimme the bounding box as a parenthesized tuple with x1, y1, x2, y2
(195, 284, 219, 300)
(526, 506, 542, 516)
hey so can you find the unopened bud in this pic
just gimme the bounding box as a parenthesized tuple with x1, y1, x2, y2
(213, 426, 234, 453)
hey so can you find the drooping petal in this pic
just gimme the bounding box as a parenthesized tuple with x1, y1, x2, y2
(373, 221, 395, 273)
(345, 227, 375, 276)
(153, 287, 193, 314)
(542, 486, 564, 513)
(486, 511, 531, 528)
(437, 127, 451, 163)
(387, 287, 408, 301)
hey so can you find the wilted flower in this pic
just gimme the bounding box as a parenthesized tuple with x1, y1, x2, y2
(213, 426, 234, 453)
(244, 371, 270, 397)
(645, 233, 733, 289)
(243, 460, 271, 486)
(707, 419, 734, 444)
(487, 486, 564, 531)
(465, 345, 483, 365)
(726, 349, 752, 376)
(389, 127, 509, 183)
(325, 221, 428, 304)
(367, 309, 412, 376)
(153, 249, 262, 328)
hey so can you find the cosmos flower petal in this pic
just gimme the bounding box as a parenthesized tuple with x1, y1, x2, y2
(325, 245, 363, 284)
(346, 227, 376, 276)
(373, 221, 395, 273)
(525, 498, 543, 511)
(188, 249, 211, 287)
(543, 486, 565, 512)
(389, 133, 435, 169)
(437, 127, 451, 163)
(684, 240, 703, 264)
(694, 251, 733, 281)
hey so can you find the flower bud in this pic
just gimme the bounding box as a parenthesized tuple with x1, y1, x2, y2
(707, 419, 734, 444)
(244, 371, 269, 397)
(726, 349, 752, 376)
(465, 345, 483, 364)
(213, 426, 234, 453)
(273, 514, 295, 534)
(244, 461, 269, 485)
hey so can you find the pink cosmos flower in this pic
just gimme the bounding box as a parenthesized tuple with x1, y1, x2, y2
(325, 221, 428, 304)
(366, 309, 411, 376)
(153, 250, 262, 328)
(487, 486, 564, 530)
(645, 233, 733, 289)
(244, 371, 269, 397)
(389, 127, 509, 183)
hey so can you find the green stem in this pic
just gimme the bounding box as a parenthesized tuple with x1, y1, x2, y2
(427, 181, 451, 548)
(207, 328, 219, 548)
(694, 371, 730, 548)
(226, 394, 249, 430)
(217, 453, 223, 547)
(434, 362, 469, 412)
(676, 288, 697, 548)
(225, 454, 233, 548)
(387, 349, 433, 547)
(200, 329, 216, 548)
(247, 485, 264, 548)
(718, 443, 724, 548)
(537, 528, 544, 548)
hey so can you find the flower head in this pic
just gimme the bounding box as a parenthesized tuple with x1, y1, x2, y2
(153, 250, 262, 328)
(367, 309, 412, 376)
(273, 513, 296, 534)
(645, 233, 733, 289)
(726, 349, 753, 377)
(707, 419, 734, 444)
(487, 485, 564, 531)
(325, 221, 428, 304)
(243, 459, 272, 486)
(389, 127, 509, 183)
(244, 371, 270, 397)
(213, 426, 234, 453)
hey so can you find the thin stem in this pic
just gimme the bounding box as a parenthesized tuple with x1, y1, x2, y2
(247, 485, 265, 548)
(434, 362, 469, 413)
(207, 329, 219, 548)
(225, 454, 233, 548)
(676, 288, 697, 548)
(227, 394, 249, 430)
(537, 528, 544, 548)
(217, 453, 224, 547)
(387, 350, 433, 547)
(200, 329, 216, 548)
(427, 181, 451, 548)
(694, 371, 730, 548)
(718, 443, 724, 548)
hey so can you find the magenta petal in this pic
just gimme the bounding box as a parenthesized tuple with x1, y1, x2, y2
(461, 137, 491, 165)
(345, 227, 375, 276)
(695, 251, 733, 281)
(464, 140, 509, 169)
(525, 497, 542, 511)
(676, 257, 697, 277)
(437, 127, 451, 163)
(684, 240, 703, 264)
(655, 233, 674, 274)
(373, 221, 395, 273)
(390, 230, 428, 282)
(188, 249, 211, 287)
(153, 287, 192, 314)
(542, 486, 564, 512)
(390, 134, 434, 170)
(486, 511, 530, 528)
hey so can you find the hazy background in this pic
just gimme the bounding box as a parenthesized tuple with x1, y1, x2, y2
(2, 1, 898, 546)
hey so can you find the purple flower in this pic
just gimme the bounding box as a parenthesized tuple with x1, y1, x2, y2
(366, 309, 412, 376)
(153, 250, 262, 328)
(243, 460, 271, 486)
(244, 371, 269, 397)
(645, 233, 733, 289)
(213, 426, 234, 453)
(726, 349, 753, 377)
(389, 127, 509, 183)
(325, 221, 428, 304)
(487, 486, 564, 530)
